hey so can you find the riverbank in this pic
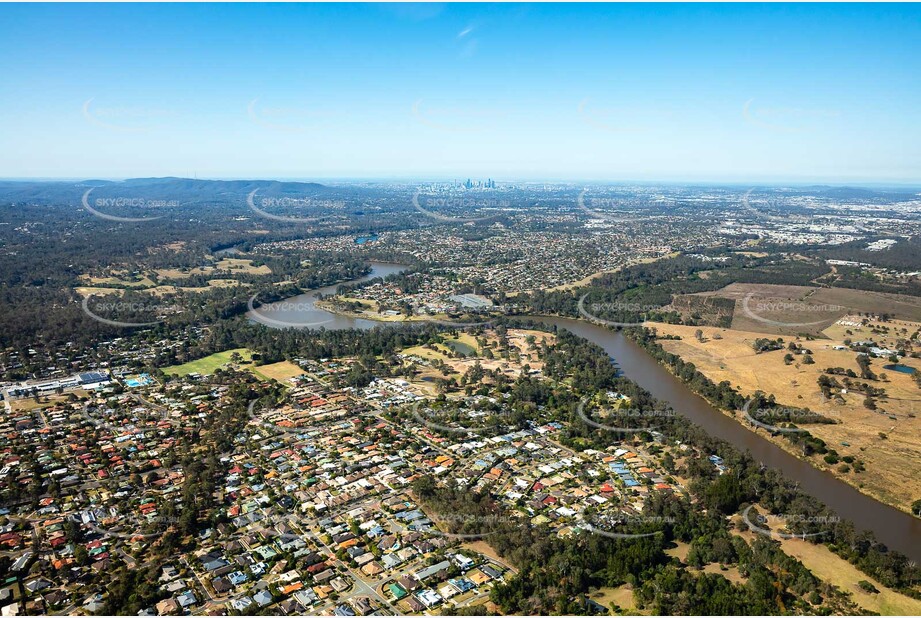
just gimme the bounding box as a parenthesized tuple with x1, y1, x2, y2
(312, 298, 436, 322)
(530, 315, 921, 563)
(645, 321, 921, 515)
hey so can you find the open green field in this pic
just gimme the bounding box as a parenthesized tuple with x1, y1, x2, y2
(164, 348, 253, 376)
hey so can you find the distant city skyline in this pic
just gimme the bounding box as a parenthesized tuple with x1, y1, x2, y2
(2, 3, 920, 182)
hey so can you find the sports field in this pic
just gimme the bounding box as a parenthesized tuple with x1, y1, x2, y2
(164, 348, 254, 376)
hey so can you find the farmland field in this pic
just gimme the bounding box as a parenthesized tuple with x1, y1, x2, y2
(685, 283, 921, 337)
(648, 320, 921, 512)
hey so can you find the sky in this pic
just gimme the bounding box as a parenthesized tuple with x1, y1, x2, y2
(1, 2, 920, 183)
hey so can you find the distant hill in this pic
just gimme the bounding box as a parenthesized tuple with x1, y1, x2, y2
(0, 177, 333, 203)
(795, 185, 920, 201)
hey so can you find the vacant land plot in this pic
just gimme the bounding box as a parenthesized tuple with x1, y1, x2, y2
(700, 563, 746, 583)
(649, 321, 921, 512)
(75, 286, 123, 297)
(80, 272, 156, 288)
(164, 348, 254, 376)
(664, 541, 690, 562)
(153, 266, 217, 279)
(590, 585, 644, 615)
(251, 360, 306, 382)
(460, 541, 517, 574)
(10, 391, 88, 413)
(810, 287, 921, 322)
(215, 257, 271, 275)
(688, 283, 921, 337)
(689, 283, 843, 336)
(155, 257, 270, 281)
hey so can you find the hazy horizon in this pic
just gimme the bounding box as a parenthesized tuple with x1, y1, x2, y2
(2, 3, 920, 182)
(2, 176, 921, 189)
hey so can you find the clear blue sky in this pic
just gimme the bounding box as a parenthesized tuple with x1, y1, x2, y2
(2, 3, 920, 182)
